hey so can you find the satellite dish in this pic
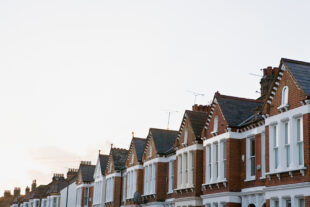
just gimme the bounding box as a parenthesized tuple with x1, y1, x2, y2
(133, 191, 141, 204)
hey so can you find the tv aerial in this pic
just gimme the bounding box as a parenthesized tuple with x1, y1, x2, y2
(187, 90, 204, 104)
(163, 110, 178, 130)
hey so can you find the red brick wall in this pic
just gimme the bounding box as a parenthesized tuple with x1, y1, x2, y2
(263, 68, 306, 116)
(156, 162, 168, 201)
(226, 203, 241, 207)
(226, 139, 242, 192)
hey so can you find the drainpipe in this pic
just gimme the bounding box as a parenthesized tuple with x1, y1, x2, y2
(65, 180, 69, 207)
(119, 170, 123, 207)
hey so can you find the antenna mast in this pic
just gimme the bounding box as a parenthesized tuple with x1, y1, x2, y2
(187, 90, 204, 104)
(163, 110, 178, 130)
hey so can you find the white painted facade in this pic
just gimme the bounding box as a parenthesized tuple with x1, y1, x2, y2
(93, 158, 107, 207)
(60, 181, 77, 207)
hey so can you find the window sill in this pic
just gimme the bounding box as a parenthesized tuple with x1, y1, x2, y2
(277, 104, 289, 112)
(142, 194, 156, 197)
(211, 131, 218, 136)
(244, 176, 256, 182)
(266, 166, 307, 179)
(167, 191, 174, 195)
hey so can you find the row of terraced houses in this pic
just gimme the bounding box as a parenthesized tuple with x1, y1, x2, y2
(10, 58, 310, 207)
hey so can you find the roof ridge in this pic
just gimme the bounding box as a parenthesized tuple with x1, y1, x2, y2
(150, 128, 178, 132)
(282, 58, 310, 66)
(218, 94, 263, 103)
(185, 109, 207, 114)
(133, 137, 146, 140)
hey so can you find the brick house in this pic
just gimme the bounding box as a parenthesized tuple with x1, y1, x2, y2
(60, 168, 79, 207)
(141, 128, 178, 207)
(93, 154, 109, 207)
(76, 162, 96, 207)
(104, 147, 128, 207)
(174, 109, 208, 207)
(122, 137, 146, 207)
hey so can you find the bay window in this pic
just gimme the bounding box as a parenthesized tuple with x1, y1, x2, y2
(84, 187, 89, 207)
(177, 155, 182, 188)
(272, 125, 279, 170)
(221, 141, 226, 179)
(214, 142, 219, 179)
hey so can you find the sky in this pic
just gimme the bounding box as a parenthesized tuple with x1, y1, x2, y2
(1, 0, 310, 195)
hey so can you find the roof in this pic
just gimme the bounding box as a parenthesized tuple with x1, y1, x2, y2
(79, 164, 96, 182)
(31, 185, 49, 199)
(185, 110, 208, 138)
(216, 94, 263, 127)
(99, 154, 109, 175)
(282, 58, 310, 96)
(111, 148, 128, 170)
(148, 128, 178, 155)
(132, 138, 146, 161)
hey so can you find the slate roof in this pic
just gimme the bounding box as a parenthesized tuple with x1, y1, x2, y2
(216, 94, 263, 127)
(132, 138, 146, 161)
(79, 164, 96, 182)
(99, 154, 109, 175)
(111, 148, 129, 171)
(148, 128, 178, 155)
(282, 58, 310, 96)
(31, 185, 49, 199)
(185, 110, 208, 139)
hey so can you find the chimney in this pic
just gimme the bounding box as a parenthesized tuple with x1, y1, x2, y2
(80, 161, 91, 165)
(52, 173, 65, 181)
(13, 187, 21, 197)
(31, 180, 36, 191)
(67, 168, 78, 180)
(4, 190, 11, 198)
(259, 66, 277, 100)
(192, 104, 210, 112)
(25, 186, 30, 194)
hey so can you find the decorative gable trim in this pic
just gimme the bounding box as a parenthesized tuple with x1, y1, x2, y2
(93, 158, 102, 179)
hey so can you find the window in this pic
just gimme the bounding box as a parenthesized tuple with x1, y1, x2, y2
(298, 198, 305, 207)
(250, 138, 255, 176)
(261, 132, 266, 177)
(273, 200, 279, 207)
(177, 155, 182, 188)
(185, 153, 188, 184)
(149, 145, 152, 158)
(297, 118, 304, 166)
(189, 151, 194, 186)
(285, 199, 291, 207)
(213, 116, 218, 132)
(284, 122, 290, 168)
(168, 161, 174, 193)
(221, 141, 226, 179)
(122, 173, 126, 201)
(282, 86, 289, 106)
(84, 187, 89, 207)
(130, 154, 134, 165)
(272, 125, 279, 169)
(106, 177, 114, 202)
(183, 127, 188, 145)
(206, 145, 212, 182)
(214, 143, 219, 179)
(144, 164, 156, 195)
(53, 197, 57, 207)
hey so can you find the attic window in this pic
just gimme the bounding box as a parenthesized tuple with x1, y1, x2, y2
(130, 154, 134, 165)
(282, 86, 289, 105)
(183, 127, 188, 145)
(278, 86, 289, 111)
(148, 144, 152, 158)
(109, 162, 112, 173)
(213, 116, 218, 132)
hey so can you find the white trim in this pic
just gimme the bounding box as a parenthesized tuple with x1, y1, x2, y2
(176, 143, 203, 155)
(265, 182, 310, 199)
(174, 197, 202, 206)
(265, 104, 310, 126)
(143, 157, 172, 166)
(126, 164, 144, 171)
(201, 192, 241, 204)
(241, 186, 265, 193)
(203, 125, 265, 146)
(106, 172, 121, 179)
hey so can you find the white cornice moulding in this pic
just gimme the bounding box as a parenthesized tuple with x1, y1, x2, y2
(176, 144, 203, 155)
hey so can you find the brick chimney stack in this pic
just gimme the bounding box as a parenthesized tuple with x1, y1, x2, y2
(67, 168, 78, 180)
(25, 186, 30, 194)
(13, 187, 21, 197)
(52, 173, 65, 181)
(4, 190, 11, 198)
(259, 66, 277, 100)
(31, 180, 36, 191)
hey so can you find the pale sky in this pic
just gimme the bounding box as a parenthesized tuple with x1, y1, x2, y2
(1, 0, 310, 195)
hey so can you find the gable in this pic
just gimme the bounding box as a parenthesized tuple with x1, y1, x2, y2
(204, 102, 228, 139)
(93, 158, 102, 179)
(142, 137, 157, 162)
(176, 118, 196, 148)
(105, 155, 115, 175)
(263, 63, 307, 116)
(125, 142, 138, 167)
